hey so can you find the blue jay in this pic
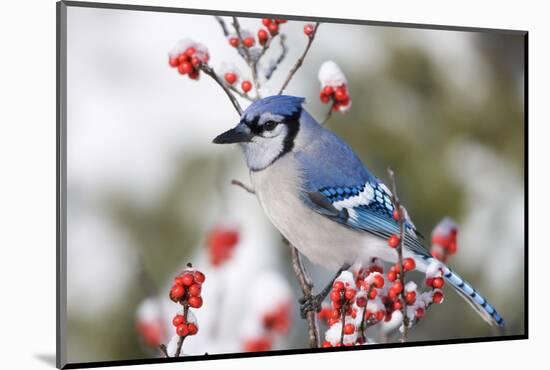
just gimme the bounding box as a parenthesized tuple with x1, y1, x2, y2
(213, 95, 504, 327)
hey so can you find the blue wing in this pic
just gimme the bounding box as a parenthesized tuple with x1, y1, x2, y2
(293, 126, 428, 257)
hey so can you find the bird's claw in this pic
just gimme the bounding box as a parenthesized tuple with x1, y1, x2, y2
(299, 294, 323, 319)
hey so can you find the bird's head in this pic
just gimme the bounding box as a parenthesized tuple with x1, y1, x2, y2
(213, 95, 305, 171)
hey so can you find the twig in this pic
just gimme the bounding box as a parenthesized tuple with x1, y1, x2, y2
(339, 303, 346, 345)
(387, 167, 409, 342)
(231, 179, 255, 194)
(231, 17, 261, 95)
(214, 16, 230, 37)
(159, 344, 169, 358)
(198, 63, 243, 115)
(174, 305, 190, 357)
(278, 22, 320, 94)
(264, 35, 288, 81)
(321, 105, 333, 125)
(290, 246, 320, 348)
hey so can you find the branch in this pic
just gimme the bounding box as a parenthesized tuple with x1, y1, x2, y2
(231, 17, 261, 95)
(174, 303, 190, 357)
(278, 22, 320, 94)
(199, 63, 243, 115)
(387, 167, 409, 342)
(290, 246, 320, 348)
(264, 35, 289, 81)
(159, 344, 169, 358)
(231, 179, 255, 194)
(321, 104, 333, 126)
(227, 84, 254, 102)
(214, 16, 230, 37)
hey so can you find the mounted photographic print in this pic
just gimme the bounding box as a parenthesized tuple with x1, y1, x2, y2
(57, 1, 527, 368)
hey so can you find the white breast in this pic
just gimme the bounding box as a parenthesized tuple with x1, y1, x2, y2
(249, 155, 392, 270)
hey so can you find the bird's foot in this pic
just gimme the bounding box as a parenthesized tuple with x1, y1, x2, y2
(299, 293, 324, 319)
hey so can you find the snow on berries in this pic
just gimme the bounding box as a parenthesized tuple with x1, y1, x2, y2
(431, 217, 459, 263)
(206, 225, 239, 267)
(318, 60, 352, 113)
(168, 39, 210, 80)
(169, 264, 205, 342)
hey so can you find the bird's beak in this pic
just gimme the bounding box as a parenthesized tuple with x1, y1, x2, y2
(212, 123, 252, 144)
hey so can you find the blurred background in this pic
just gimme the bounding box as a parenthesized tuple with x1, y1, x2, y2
(65, 5, 525, 364)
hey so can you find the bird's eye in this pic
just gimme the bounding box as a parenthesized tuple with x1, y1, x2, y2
(264, 121, 278, 131)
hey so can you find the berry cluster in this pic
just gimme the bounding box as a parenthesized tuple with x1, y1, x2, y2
(221, 67, 253, 94)
(430, 218, 459, 263)
(261, 18, 287, 37)
(168, 40, 210, 79)
(318, 61, 352, 113)
(207, 225, 240, 267)
(319, 85, 352, 112)
(320, 257, 446, 346)
(169, 266, 205, 340)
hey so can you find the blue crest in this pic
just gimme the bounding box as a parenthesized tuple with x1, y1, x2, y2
(242, 95, 305, 121)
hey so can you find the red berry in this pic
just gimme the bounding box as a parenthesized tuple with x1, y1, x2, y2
(275, 19, 287, 24)
(344, 288, 356, 301)
(267, 22, 279, 35)
(405, 291, 416, 305)
(432, 277, 444, 289)
(241, 80, 252, 93)
(176, 323, 188, 337)
(322, 86, 334, 96)
(387, 270, 397, 282)
(343, 323, 355, 335)
(178, 53, 189, 63)
(392, 281, 403, 293)
(185, 47, 196, 57)
(425, 277, 434, 287)
(243, 37, 255, 48)
(372, 274, 385, 288)
(320, 92, 330, 103)
(262, 18, 272, 27)
(258, 29, 269, 45)
(393, 210, 400, 221)
(329, 290, 341, 303)
(322, 341, 332, 348)
(393, 299, 403, 310)
(177, 61, 193, 75)
(333, 281, 345, 291)
(181, 273, 195, 286)
(356, 297, 367, 307)
(388, 235, 400, 248)
(224, 72, 237, 85)
(433, 291, 444, 304)
(190, 56, 201, 67)
(334, 87, 348, 102)
(188, 296, 203, 308)
(187, 323, 198, 335)
(229, 37, 239, 47)
(172, 314, 185, 326)
(368, 288, 378, 300)
(330, 308, 340, 320)
(375, 311, 385, 321)
(303, 23, 315, 37)
(188, 283, 202, 297)
(170, 285, 185, 300)
(193, 271, 205, 284)
(169, 57, 180, 67)
(416, 308, 425, 319)
(403, 258, 416, 271)
(188, 69, 200, 80)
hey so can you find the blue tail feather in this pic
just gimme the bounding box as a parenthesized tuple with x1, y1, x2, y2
(416, 254, 505, 327)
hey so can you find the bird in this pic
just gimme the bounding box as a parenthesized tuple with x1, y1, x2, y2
(212, 95, 504, 327)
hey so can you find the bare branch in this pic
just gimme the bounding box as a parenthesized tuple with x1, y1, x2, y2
(198, 63, 243, 115)
(174, 305, 190, 357)
(264, 35, 289, 81)
(290, 246, 320, 348)
(387, 167, 409, 342)
(214, 16, 230, 37)
(227, 84, 254, 102)
(321, 104, 333, 126)
(159, 344, 169, 358)
(278, 22, 320, 95)
(231, 179, 255, 194)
